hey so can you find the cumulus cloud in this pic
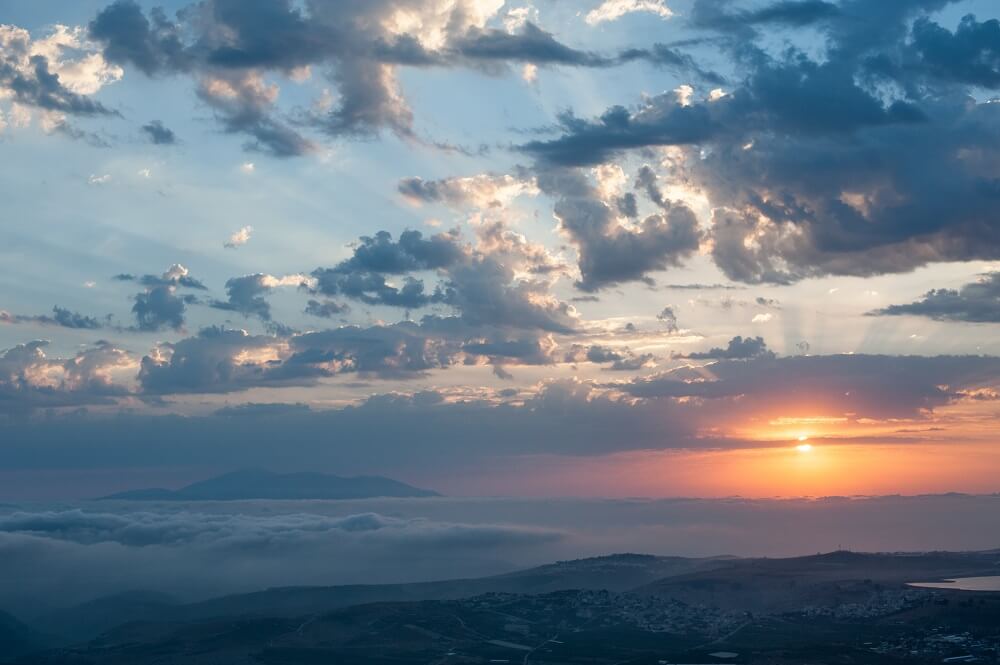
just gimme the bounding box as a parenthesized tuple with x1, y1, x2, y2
(210, 273, 308, 322)
(224, 225, 253, 248)
(0, 23, 121, 121)
(116, 265, 206, 332)
(870, 272, 1000, 323)
(0, 340, 131, 414)
(84, 0, 718, 152)
(686, 335, 775, 360)
(519, 2, 1000, 281)
(538, 167, 702, 291)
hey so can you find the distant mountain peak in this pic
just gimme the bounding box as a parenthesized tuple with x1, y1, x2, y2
(98, 469, 440, 501)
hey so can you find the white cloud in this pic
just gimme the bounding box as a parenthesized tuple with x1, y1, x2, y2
(751, 312, 773, 323)
(87, 174, 111, 185)
(584, 0, 673, 25)
(240, 162, 255, 174)
(224, 225, 254, 249)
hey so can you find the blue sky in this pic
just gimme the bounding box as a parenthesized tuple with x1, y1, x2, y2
(2, 0, 1000, 498)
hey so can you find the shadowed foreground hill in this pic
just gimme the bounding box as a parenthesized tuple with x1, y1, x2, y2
(0, 611, 44, 661)
(30, 554, 726, 644)
(98, 470, 439, 501)
(637, 549, 1000, 612)
(13, 550, 1000, 665)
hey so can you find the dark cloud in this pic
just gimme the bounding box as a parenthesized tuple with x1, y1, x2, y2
(140, 119, 176, 144)
(686, 335, 775, 360)
(624, 354, 1000, 420)
(120, 265, 206, 332)
(309, 228, 576, 334)
(196, 71, 315, 157)
(691, 0, 840, 32)
(537, 168, 702, 291)
(138, 326, 321, 394)
(214, 402, 312, 418)
(568, 344, 655, 371)
(337, 230, 465, 274)
(870, 272, 1000, 322)
(311, 270, 442, 309)
(210, 274, 305, 321)
(304, 299, 349, 318)
(85, 0, 720, 149)
(114, 265, 207, 290)
(910, 14, 1000, 89)
(0, 307, 105, 330)
(132, 286, 192, 331)
(617, 43, 727, 84)
(519, 2, 1000, 282)
(89, 0, 190, 76)
(0, 50, 116, 117)
(657, 306, 679, 333)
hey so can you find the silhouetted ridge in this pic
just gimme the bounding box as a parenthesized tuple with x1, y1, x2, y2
(98, 469, 440, 501)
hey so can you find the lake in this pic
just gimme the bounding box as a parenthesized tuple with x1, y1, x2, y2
(908, 576, 1000, 591)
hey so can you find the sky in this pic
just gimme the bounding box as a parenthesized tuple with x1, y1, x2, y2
(1, 0, 1000, 500)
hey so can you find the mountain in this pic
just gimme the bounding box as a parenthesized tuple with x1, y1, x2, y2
(0, 610, 44, 661)
(98, 469, 439, 501)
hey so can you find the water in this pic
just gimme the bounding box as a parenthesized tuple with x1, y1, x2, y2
(908, 576, 1000, 591)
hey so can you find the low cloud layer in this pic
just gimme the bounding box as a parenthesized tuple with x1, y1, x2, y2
(1, 494, 999, 612)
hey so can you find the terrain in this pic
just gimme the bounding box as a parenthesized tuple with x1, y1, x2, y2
(98, 469, 440, 501)
(7, 550, 1000, 664)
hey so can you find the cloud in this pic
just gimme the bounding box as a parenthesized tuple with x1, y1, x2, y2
(85, 0, 718, 151)
(304, 299, 350, 318)
(210, 273, 307, 322)
(0, 306, 105, 330)
(656, 306, 679, 333)
(0, 502, 565, 608)
(537, 167, 702, 291)
(224, 225, 253, 248)
(624, 353, 1000, 420)
(140, 119, 176, 144)
(691, 0, 839, 32)
(117, 265, 206, 332)
(517, 4, 1000, 282)
(910, 14, 1000, 89)
(0, 24, 121, 119)
(566, 344, 655, 371)
(686, 335, 775, 359)
(0, 340, 131, 414)
(585, 0, 674, 25)
(308, 228, 575, 335)
(398, 174, 537, 208)
(870, 272, 1000, 323)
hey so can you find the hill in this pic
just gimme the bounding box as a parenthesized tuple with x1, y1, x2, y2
(0, 610, 44, 661)
(98, 469, 439, 501)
